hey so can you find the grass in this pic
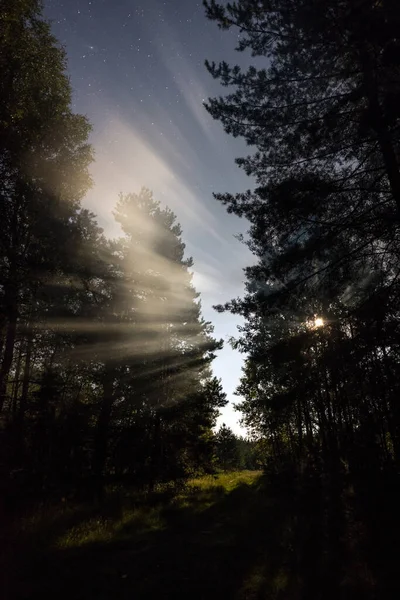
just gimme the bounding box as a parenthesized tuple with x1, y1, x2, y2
(4, 469, 395, 600)
(7, 470, 291, 600)
(12, 471, 260, 551)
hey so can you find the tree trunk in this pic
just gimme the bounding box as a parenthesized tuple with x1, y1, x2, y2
(0, 311, 17, 413)
(361, 49, 400, 214)
(93, 369, 115, 500)
(148, 412, 162, 493)
(11, 342, 22, 417)
(0, 199, 20, 413)
(373, 115, 400, 214)
(18, 328, 33, 426)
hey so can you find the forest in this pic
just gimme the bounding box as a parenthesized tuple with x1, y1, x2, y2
(2, 0, 400, 598)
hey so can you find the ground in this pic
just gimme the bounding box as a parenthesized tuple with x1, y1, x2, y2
(4, 470, 395, 599)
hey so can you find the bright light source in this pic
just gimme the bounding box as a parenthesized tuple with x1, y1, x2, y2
(314, 317, 324, 328)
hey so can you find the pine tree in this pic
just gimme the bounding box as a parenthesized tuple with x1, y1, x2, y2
(204, 0, 400, 309)
(215, 423, 240, 471)
(91, 189, 225, 492)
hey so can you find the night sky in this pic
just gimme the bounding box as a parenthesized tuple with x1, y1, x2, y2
(43, 0, 254, 434)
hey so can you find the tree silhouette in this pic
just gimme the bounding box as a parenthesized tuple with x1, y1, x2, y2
(0, 0, 228, 505)
(204, 0, 400, 475)
(215, 424, 240, 471)
(0, 0, 93, 416)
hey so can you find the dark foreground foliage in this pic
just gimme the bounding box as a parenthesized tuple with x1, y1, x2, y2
(3, 469, 400, 600)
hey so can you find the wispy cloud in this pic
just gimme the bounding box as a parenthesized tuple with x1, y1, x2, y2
(172, 70, 215, 144)
(84, 116, 220, 242)
(151, 17, 217, 145)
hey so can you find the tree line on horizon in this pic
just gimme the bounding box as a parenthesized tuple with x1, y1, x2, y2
(215, 423, 262, 471)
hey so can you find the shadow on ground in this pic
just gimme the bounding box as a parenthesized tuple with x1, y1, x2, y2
(6, 471, 398, 600)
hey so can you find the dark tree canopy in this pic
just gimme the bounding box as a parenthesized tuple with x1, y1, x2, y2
(0, 0, 93, 414)
(204, 0, 400, 314)
(204, 0, 400, 475)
